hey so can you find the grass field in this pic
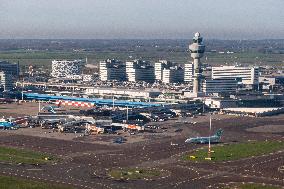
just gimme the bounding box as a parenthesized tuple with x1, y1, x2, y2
(109, 168, 161, 180)
(224, 183, 281, 189)
(184, 141, 284, 162)
(0, 146, 56, 164)
(1, 50, 283, 68)
(0, 176, 73, 189)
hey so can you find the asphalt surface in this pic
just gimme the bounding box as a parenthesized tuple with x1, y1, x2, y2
(0, 114, 284, 189)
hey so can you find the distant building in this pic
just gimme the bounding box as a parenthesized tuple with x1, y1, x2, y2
(202, 78, 238, 95)
(0, 61, 19, 79)
(259, 75, 284, 90)
(204, 98, 237, 109)
(162, 67, 184, 84)
(212, 66, 259, 85)
(82, 74, 94, 82)
(154, 60, 184, 83)
(99, 59, 126, 81)
(184, 63, 194, 83)
(154, 60, 173, 81)
(51, 60, 83, 78)
(126, 60, 155, 83)
(0, 71, 14, 91)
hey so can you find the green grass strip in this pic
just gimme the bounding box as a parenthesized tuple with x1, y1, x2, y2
(109, 168, 160, 180)
(0, 146, 57, 164)
(184, 141, 284, 162)
(0, 175, 73, 189)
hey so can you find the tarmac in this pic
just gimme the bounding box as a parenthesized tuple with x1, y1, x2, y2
(0, 102, 284, 188)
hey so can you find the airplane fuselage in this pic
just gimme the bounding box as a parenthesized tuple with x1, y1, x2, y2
(185, 135, 220, 144)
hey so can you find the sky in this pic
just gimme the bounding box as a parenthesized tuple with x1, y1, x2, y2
(0, 0, 283, 39)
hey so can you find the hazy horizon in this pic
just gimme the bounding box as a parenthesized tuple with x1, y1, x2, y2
(0, 38, 284, 41)
(0, 0, 283, 40)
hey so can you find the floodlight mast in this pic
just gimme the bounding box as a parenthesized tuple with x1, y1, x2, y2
(126, 106, 129, 121)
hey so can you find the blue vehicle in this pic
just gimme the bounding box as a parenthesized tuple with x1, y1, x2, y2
(113, 137, 126, 144)
(185, 129, 224, 144)
(0, 118, 18, 130)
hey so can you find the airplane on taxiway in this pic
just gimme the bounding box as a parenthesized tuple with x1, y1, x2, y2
(185, 128, 224, 144)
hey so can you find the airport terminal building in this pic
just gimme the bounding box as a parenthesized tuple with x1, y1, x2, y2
(212, 66, 259, 85)
(202, 78, 238, 95)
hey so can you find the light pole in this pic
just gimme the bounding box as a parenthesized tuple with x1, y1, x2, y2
(208, 114, 212, 159)
(126, 106, 129, 121)
(21, 79, 24, 102)
(112, 95, 115, 110)
(21, 89, 24, 101)
(38, 101, 41, 113)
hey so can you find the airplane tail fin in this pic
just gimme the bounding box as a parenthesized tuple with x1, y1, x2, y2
(214, 129, 224, 138)
(50, 106, 56, 114)
(57, 101, 62, 108)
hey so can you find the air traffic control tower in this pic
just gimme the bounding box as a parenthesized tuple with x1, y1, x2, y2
(189, 32, 205, 95)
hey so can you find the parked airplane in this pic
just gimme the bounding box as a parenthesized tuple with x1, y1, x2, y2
(185, 129, 224, 144)
(41, 101, 62, 113)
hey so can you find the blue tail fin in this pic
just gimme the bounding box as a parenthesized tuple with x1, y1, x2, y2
(214, 129, 223, 137)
